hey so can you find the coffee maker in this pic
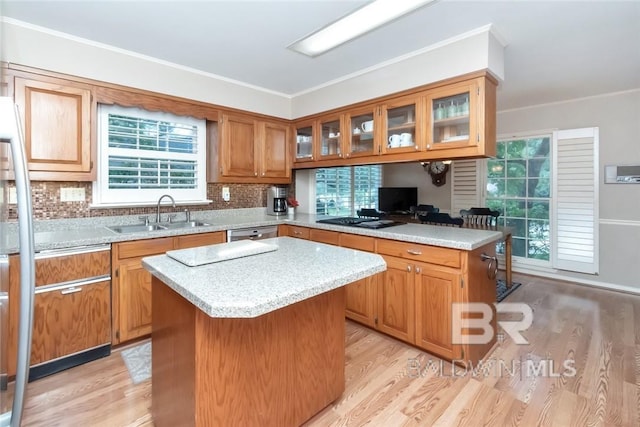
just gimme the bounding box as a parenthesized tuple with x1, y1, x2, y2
(267, 186, 288, 216)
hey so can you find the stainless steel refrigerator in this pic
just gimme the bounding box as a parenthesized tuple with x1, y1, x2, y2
(0, 97, 36, 426)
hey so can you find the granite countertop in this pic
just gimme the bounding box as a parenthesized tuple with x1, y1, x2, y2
(0, 208, 504, 254)
(142, 237, 386, 318)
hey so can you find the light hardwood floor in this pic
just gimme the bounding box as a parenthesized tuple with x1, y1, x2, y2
(19, 274, 640, 426)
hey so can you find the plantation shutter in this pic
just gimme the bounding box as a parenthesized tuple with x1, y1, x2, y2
(552, 127, 599, 274)
(450, 159, 482, 215)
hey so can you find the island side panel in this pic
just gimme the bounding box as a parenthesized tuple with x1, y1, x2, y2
(294, 287, 346, 424)
(462, 242, 498, 364)
(151, 277, 196, 427)
(193, 287, 346, 426)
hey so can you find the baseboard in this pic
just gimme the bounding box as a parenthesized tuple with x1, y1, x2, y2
(28, 344, 111, 382)
(511, 266, 640, 296)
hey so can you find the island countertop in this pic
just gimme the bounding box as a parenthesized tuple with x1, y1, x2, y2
(142, 236, 386, 318)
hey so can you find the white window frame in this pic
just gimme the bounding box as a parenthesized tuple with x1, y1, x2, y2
(93, 104, 208, 207)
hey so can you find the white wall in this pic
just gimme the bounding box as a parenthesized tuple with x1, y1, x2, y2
(1, 19, 293, 118)
(291, 28, 504, 118)
(499, 90, 640, 291)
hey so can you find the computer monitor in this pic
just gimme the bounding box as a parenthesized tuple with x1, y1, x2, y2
(378, 187, 418, 214)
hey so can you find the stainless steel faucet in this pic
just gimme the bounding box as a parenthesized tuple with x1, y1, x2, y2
(156, 194, 176, 223)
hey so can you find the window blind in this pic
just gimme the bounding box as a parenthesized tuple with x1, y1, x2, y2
(451, 159, 482, 215)
(552, 128, 599, 274)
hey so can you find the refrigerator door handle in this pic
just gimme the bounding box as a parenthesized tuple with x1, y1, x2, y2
(0, 97, 36, 427)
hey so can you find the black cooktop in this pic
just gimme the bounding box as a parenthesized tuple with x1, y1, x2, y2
(316, 217, 404, 229)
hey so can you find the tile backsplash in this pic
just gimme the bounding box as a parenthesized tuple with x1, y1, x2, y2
(7, 181, 279, 221)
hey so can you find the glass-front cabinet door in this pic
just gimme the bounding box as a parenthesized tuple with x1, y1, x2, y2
(294, 120, 315, 163)
(425, 80, 479, 151)
(345, 106, 377, 158)
(380, 95, 422, 154)
(318, 115, 343, 160)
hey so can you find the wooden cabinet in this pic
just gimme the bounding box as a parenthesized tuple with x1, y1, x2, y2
(293, 119, 316, 163)
(8, 246, 111, 379)
(112, 237, 173, 344)
(424, 76, 496, 158)
(309, 228, 339, 245)
(377, 256, 415, 342)
(345, 104, 377, 158)
(214, 112, 291, 183)
(13, 76, 95, 181)
(31, 280, 111, 366)
(414, 264, 461, 360)
(112, 231, 225, 344)
(292, 72, 497, 169)
(280, 224, 310, 239)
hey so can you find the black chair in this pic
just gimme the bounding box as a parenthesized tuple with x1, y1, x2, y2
(410, 204, 439, 214)
(417, 212, 464, 227)
(357, 208, 386, 219)
(459, 208, 500, 227)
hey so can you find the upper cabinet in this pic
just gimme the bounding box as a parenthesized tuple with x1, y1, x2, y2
(380, 95, 422, 155)
(211, 112, 291, 184)
(13, 76, 95, 181)
(294, 119, 316, 163)
(292, 72, 497, 169)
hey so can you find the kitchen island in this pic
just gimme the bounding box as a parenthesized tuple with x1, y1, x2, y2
(142, 237, 386, 427)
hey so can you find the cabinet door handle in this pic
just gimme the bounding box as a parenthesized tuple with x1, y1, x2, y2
(415, 267, 421, 274)
(61, 287, 83, 295)
(406, 249, 422, 255)
(406, 265, 412, 272)
(480, 253, 499, 279)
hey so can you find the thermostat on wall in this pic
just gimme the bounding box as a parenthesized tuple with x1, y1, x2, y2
(604, 165, 640, 183)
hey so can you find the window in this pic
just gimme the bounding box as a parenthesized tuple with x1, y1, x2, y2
(485, 136, 551, 263)
(316, 165, 382, 216)
(94, 105, 207, 206)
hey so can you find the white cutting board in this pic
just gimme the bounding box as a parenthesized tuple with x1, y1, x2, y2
(166, 240, 278, 266)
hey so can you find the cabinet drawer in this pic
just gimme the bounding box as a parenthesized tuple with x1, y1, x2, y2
(287, 226, 310, 239)
(175, 232, 226, 249)
(115, 237, 174, 259)
(376, 239, 460, 268)
(31, 279, 111, 365)
(34, 247, 110, 287)
(339, 233, 375, 252)
(309, 229, 339, 245)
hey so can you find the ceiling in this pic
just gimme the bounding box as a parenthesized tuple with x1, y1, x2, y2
(2, 1, 639, 111)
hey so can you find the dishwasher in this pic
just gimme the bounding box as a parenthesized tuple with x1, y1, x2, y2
(226, 225, 278, 242)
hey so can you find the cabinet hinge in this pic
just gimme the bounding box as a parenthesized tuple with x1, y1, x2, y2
(461, 348, 465, 359)
(115, 268, 119, 278)
(477, 133, 480, 142)
(461, 278, 464, 288)
(374, 316, 379, 326)
(477, 87, 480, 96)
(378, 145, 381, 154)
(115, 331, 120, 340)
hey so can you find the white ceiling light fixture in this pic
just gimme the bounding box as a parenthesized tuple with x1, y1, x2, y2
(288, 0, 437, 57)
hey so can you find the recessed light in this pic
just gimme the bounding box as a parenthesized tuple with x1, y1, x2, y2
(288, 0, 437, 57)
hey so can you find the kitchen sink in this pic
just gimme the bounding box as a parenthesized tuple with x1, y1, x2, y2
(107, 224, 168, 234)
(161, 221, 211, 229)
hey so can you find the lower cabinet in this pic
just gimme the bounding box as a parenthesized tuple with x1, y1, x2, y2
(8, 245, 112, 379)
(112, 232, 225, 345)
(414, 263, 461, 360)
(31, 280, 111, 365)
(377, 256, 415, 343)
(269, 225, 496, 363)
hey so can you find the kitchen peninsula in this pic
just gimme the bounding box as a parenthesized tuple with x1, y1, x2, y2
(142, 237, 386, 427)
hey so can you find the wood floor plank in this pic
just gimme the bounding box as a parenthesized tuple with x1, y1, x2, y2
(17, 273, 640, 427)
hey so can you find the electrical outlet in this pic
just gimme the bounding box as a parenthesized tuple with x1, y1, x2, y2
(222, 186, 230, 202)
(60, 187, 86, 202)
(8, 187, 17, 204)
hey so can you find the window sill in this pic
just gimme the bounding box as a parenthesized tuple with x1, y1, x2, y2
(89, 200, 212, 209)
